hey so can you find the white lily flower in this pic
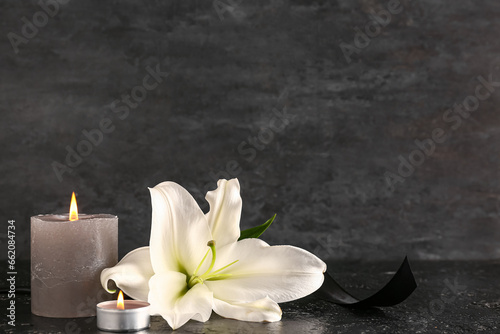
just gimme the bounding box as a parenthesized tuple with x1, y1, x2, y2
(101, 179, 326, 330)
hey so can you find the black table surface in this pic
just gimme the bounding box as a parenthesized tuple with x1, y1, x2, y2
(1, 260, 499, 333)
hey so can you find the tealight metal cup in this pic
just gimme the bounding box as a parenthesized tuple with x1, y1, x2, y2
(96, 300, 150, 332)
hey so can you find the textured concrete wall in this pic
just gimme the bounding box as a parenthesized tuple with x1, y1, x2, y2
(2, 0, 500, 260)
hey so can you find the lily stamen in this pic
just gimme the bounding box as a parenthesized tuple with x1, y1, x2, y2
(188, 240, 239, 288)
(208, 259, 239, 276)
(192, 248, 210, 276)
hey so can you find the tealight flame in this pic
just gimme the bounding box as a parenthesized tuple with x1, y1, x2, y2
(117, 290, 125, 310)
(69, 192, 78, 221)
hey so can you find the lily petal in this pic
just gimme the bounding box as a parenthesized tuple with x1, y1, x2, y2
(213, 297, 282, 322)
(148, 272, 213, 330)
(205, 179, 242, 248)
(206, 238, 326, 303)
(149, 182, 212, 275)
(100, 247, 154, 301)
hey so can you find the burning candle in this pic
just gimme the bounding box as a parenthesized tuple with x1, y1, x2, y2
(96, 290, 150, 332)
(31, 193, 118, 318)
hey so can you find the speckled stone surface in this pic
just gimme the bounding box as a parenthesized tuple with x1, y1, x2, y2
(2, 1, 500, 262)
(1, 260, 499, 333)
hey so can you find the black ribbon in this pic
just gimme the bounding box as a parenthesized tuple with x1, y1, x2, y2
(316, 256, 417, 307)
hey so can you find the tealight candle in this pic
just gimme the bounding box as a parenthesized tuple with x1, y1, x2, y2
(31, 193, 118, 318)
(97, 291, 150, 332)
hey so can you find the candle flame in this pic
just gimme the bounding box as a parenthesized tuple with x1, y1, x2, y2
(69, 192, 79, 221)
(117, 290, 125, 310)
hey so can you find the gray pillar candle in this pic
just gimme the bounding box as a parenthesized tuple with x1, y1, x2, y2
(31, 213, 118, 318)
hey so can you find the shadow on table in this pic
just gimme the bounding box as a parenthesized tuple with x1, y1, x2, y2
(340, 306, 387, 318)
(31, 314, 97, 333)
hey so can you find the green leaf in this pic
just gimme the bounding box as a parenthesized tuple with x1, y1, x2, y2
(238, 214, 276, 240)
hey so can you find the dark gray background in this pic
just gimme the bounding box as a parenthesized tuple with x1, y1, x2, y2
(2, 0, 500, 261)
